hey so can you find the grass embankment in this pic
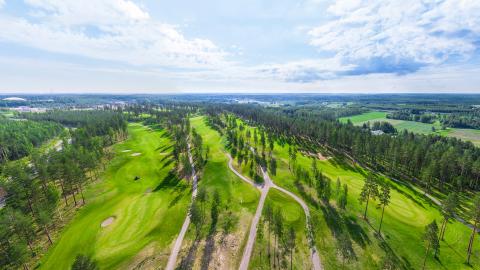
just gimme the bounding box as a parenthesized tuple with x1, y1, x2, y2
(237, 118, 480, 269)
(339, 111, 480, 145)
(39, 123, 191, 269)
(174, 116, 259, 269)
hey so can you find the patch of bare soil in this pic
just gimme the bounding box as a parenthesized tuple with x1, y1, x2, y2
(101, 216, 116, 227)
(317, 152, 330, 161)
(211, 234, 240, 270)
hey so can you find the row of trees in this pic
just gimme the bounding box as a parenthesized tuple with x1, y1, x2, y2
(214, 104, 480, 193)
(257, 204, 296, 269)
(0, 110, 127, 270)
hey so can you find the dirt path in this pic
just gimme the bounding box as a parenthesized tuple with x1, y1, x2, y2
(166, 143, 198, 270)
(233, 147, 323, 270)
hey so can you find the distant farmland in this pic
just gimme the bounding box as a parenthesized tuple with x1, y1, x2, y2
(339, 111, 480, 145)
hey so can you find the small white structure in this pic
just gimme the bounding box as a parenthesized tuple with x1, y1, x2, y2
(2, 97, 26, 101)
(371, 130, 385, 136)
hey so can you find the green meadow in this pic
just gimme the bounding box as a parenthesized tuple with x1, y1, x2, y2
(174, 116, 259, 269)
(340, 111, 480, 145)
(39, 123, 191, 269)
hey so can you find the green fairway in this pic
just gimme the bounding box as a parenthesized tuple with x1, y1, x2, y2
(272, 138, 480, 269)
(234, 117, 480, 269)
(39, 123, 191, 269)
(174, 116, 259, 269)
(249, 188, 311, 269)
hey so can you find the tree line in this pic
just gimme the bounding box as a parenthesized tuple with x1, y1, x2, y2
(211, 104, 480, 193)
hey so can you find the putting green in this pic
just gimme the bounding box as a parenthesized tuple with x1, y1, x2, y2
(39, 123, 191, 269)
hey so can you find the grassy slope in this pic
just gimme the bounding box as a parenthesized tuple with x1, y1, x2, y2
(175, 116, 259, 269)
(236, 117, 480, 269)
(274, 140, 480, 269)
(39, 123, 191, 269)
(249, 189, 312, 269)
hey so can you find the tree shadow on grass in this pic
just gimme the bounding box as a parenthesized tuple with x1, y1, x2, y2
(154, 171, 180, 192)
(344, 215, 370, 248)
(319, 204, 344, 237)
(294, 180, 319, 209)
(201, 231, 216, 270)
(162, 159, 174, 169)
(329, 156, 367, 177)
(177, 239, 200, 270)
(156, 144, 173, 152)
(378, 237, 413, 270)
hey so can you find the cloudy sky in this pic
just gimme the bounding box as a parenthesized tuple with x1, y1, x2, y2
(0, 0, 479, 93)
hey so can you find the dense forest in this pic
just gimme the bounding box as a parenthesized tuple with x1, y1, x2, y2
(0, 118, 63, 163)
(208, 104, 480, 192)
(0, 110, 127, 270)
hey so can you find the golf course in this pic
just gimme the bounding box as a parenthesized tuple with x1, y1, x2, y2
(171, 116, 259, 269)
(39, 123, 192, 269)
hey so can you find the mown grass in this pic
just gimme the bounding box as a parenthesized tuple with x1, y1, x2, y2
(174, 116, 259, 269)
(236, 117, 480, 269)
(39, 123, 191, 269)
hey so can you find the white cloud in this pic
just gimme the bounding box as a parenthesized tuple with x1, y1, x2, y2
(0, 0, 227, 68)
(0, 0, 4, 8)
(308, 0, 480, 69)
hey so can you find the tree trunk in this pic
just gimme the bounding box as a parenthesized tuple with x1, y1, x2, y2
(72, 189, 77, 206)
(378, 205, 386, 235)
(290, 248, 293, 270)
(467, 221, 478, 265)
(44, 225, 53, 245)
(274, 234, 277, 268)
(363, 195, 370, 219)
(78, 185, 85, 205)
(59, 181, 68, 206)
(440, 218, 447, 240)
(422, 243, 430, 270)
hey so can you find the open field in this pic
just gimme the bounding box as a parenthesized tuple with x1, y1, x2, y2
(234, 116, 480, 269)
(340, 111, 480, 145)
(39, 123, 191, 269)
(173, 116, 259, 269)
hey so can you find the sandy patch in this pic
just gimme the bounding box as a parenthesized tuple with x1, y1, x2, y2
(317, 152, 331, 161)
(131, 153, 142, 156)
(302, 150, 331, 161)
(101, 216, 116, 227)
(121, 149, 132, 152)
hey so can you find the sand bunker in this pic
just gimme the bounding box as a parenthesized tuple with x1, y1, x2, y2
(101, 216, 115, 227)
(121, 149, 131, 152)
(131, 153, 141, 156)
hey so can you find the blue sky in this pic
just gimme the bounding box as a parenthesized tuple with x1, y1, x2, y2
(0, 0, 479, 93)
